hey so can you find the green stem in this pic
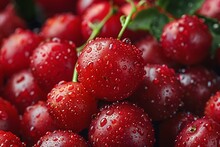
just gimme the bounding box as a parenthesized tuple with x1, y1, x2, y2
(76, 5, 115, 53)
(72, 63, 78, 82)
(117, 0, 137, 39)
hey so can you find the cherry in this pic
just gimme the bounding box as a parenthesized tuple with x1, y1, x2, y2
(77, 37, 145, 101)
(35, 0, 77, 17)
(89, 102, 155, 146)
(4, 69, 46, 114)
(0, 5, 26, 43)
(175, 117, 220, 147)
(0, 29, 42, 76)
(76, 0, 107, 15)
(47, 81, 97, 132)
(34, 130, 88, 147)
(0, 0, 9, 11)
(0, 130, 25, 147)
(197, 0, 220, 21)
(161, 15, 212, 65)
(158, 112, 198, 147)
(40, 13, 83, 47)
(205, 91, 220, 124)
(21, 101, 57, 146)
(135, 34, 175, 66)
(81, 2, 123, 41)
(30, 38, 77, 93)
(0, 98, 20, 135)
(129, 64, 183, 121)
(178, 66, 220, 116)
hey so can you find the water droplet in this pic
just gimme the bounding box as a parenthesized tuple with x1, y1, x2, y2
(100, 118, 107, 127)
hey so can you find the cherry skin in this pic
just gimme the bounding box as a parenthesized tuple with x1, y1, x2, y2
(178, 66, 220, 116)
(129, 64, 183, 121)
(161, 15, 212, 65)
(205, 91, 220, 124)
(76, 0, 107, 15)
(40, 13, 83, 47)
(34, 130, 88, 147)
(175, 117, 220, 147)
(4, 69, 46, 114)
(81, 2, 124, 41)
(0, 5, 26, 43)
(0, 98, 20, 135)
(158, 112, 198, 147)
(0, 29, 42, 76)
(0, 130, 25, 147)
(89, 102, 155, 147)
(0, 0, 9, 11)
(30, 38, 77, 93)
(21, 101, 57, 146)
(197, 0, 220, 21)
(77, 37, 145, 101)
(47, 81, 98, 132)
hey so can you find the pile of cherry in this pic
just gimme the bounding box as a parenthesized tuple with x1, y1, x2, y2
(0, 0, 220, 146)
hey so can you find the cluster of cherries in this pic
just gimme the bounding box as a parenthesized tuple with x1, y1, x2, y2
(0, 0, 220, 146)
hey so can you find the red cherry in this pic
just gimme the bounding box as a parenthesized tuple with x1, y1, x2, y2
(197, 0, 220, 21)
(0, 5, 26, 43)
(81, 2, 123, 40)
(89, 102, 155, 146)
(175, 117, 220, 147)
(21, 101, 57, 146)
(158, 112, 198, 147)
(40, 13, 83, 47)
(0, 98, 20, 135)
(77, 37, 145, 101)
(4, 69, 46, 114)
(179, 66, 220, 116)
(130, 64, 183, 121)
(205, 91, 220, 124)
(0, 0, 9, 11)
(0, 130, 25, 147)
(30, 38, 77, 93)
(161, 15, 212, 65)
(34, 130, 88, 147)
(47, 81, 97, 132)
(0, 29, 42, 76)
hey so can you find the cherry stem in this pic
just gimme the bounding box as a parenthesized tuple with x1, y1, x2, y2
(72, 63, 78, 82)
(117, 0, 137, 40)
(76, 4, 115, 53)
(73, 2, 115, 82)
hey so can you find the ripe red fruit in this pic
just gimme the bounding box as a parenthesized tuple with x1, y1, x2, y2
(40, 13, 83, 47)
(205, 91, 220, 124)
(89, 102, 155, 146)
(0, 130, 25, 147)
(179, 66, 220, 116)
(0, 29, 42, 76)
(35, 0, 77, 17)
(30, 38, 77, 93)
(175, 117, 220, 147)
(76, 0, 106, 15)
(0, 5, 26, 42)
(161, 15, 212, 65)
(159, 112, 198, 147)
(4, 69, 46, 114)
(0, 98, 20, 135)
(135, 35, 175, 66)
(130, 64, 183, 121)
(47, 81, 97, 132)
(21, 101, 57, 146)
(77, 37, 145, 101)
(197, 0, 220, 21)
(0, 0, 9, 11)
(81, 2, 123, 40)
(34, 130, 88, 147)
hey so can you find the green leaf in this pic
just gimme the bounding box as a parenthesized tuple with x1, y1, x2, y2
(198, 16, 220, 58)
(128, 7, 170, 39)
(156, 0, 205, 18)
